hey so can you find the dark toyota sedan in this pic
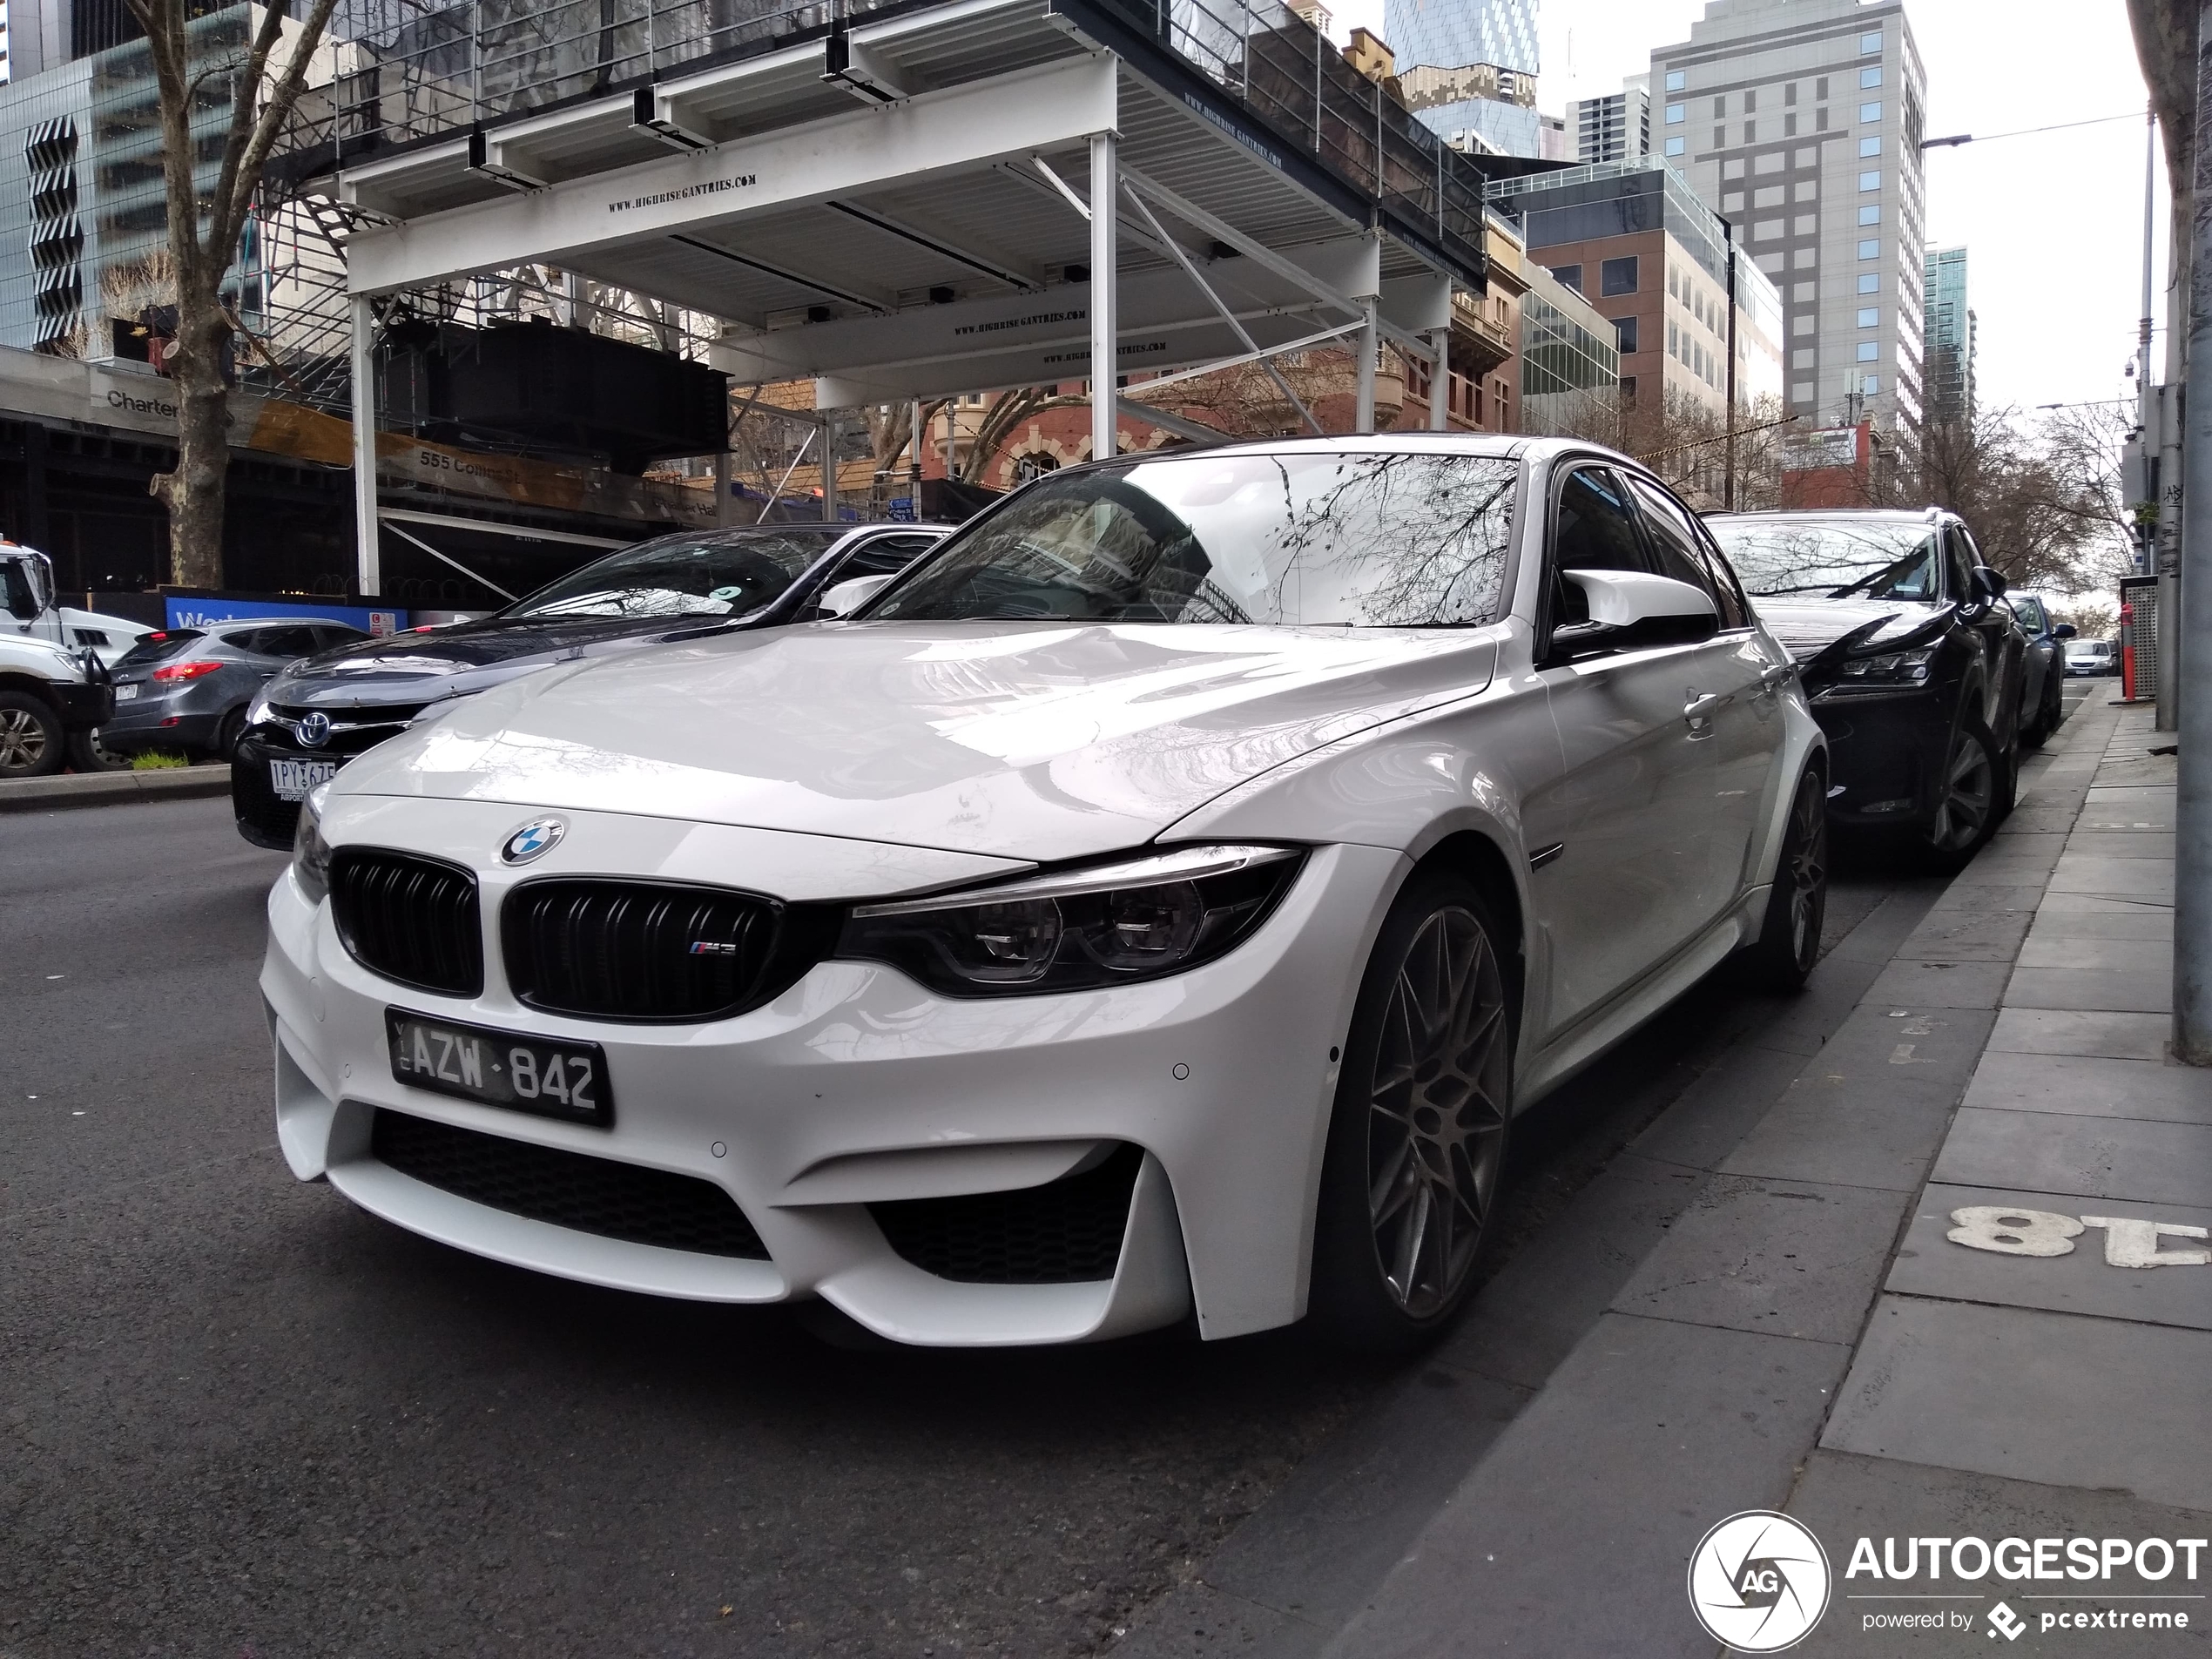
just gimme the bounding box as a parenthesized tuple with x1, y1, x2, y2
(1708, 508, 2027, 869)
(232, 520, 949, 847)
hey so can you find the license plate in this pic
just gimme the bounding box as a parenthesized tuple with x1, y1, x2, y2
(385, 1010, 612, 1127)
(114, 683, 138, 701)
(269, 758, 340, 800)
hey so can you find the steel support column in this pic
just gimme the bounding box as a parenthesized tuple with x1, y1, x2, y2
(349, 294, 380, 596)
(1090, 130, 1117, 462)
(823, 411, 840, 521)
(1354, 298, 1378, 433)
(1427, 326, 1449, 431)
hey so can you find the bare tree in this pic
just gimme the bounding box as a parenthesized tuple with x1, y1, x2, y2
(125, 0, 342, 588)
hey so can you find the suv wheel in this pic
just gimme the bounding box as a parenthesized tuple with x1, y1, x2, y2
(1742, 768, 1828, 989)
(1923, 718, 2003, 872)
(1308, 872, 1514, 1352)
(0, 690, 64, 778)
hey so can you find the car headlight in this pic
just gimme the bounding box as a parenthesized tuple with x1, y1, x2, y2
(247, 688, 277, 726)
(292, 787, 334, 904)
(836, 844, 1305, 996)
(1838, 644, 1938, 685)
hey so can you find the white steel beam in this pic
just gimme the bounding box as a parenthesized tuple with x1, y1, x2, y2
(1089, 130, 1118, 461)
(344, 56, 1119, 296)
(350, 294, 379, 596)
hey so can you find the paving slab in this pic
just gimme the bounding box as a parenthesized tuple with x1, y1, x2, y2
(1787, 1451, 2212, 1656)
(1625, 1041, 1822, 1172)
(1930, 1107, 2212, 1209)
(1895, 906, 2036, 962)
(1960, 1050, 2212, 1126)
(1865, 958, 2013, 1009)
(1946, 842, 2064, 887)
(2080, 786, 2178, 828)
(2066, 830, 2177, 860)
(1916, 884, 2046, 918)
(1987, 1008, 2172, 1062)
(2004, 966, 2172, 1014)
(2035, 891, 2175, 917)
(2093, 754, 2178, 788)
(2048, 856, 2177, 900)
(1886, 1184, 2212, 1332)
(2017, 934, 2171, 969)
(1609, 1174, 1912, 1344)
(1999, 807, 2086, 837)
(1821, 1297, 2212, 1514)
(1322, 1315, 1851, 1659)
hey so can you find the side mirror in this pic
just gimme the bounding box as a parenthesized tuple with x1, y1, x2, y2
(1554, 570, 1719, 656)
(1973, 565, 2008, 603)
(815, 573, 894, 618)
(2053, 623, 2077, 640)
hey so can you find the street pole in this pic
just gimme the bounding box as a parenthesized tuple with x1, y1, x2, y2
(1723, 218, 1738, 510)
(349, 293, 379, 597)
(1089, 130, 1118, 462)
(2158, 98, 2187, 732)
(2141, 102, 2159, 582)
(2174, 0, 2212, 1063)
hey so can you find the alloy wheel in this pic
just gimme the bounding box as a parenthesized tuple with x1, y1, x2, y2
(1783, 779, 1829, 971)
(1927, 728, 1994, 853)
(0, 705, 49, 772)
(1365, 906, 1510, 1318)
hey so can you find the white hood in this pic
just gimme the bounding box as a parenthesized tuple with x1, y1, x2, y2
(334, 620, 1503, 861)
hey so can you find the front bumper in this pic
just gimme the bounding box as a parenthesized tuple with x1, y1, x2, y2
(1804, 684, 1951, 827)
(49, 680, 113, 732)
(260, 800, 1397, 1346)
(233, 732, 354, 848)
(101, 700, 217, 752)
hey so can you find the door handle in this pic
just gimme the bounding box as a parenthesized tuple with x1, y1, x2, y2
(1758, 662, 1797, 692)
(1683, 689, 1723, 737)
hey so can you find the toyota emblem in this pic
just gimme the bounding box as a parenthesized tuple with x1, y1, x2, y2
(501, 817, 566, 864)
(296, 711, 331, 748)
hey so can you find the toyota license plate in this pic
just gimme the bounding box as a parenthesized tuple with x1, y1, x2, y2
(269, 758, 339, 800)
(113, 683, 138, 701)
(385, 1010, 611, 1127)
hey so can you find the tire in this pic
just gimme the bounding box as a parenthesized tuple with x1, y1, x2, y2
(212, 705, 246, 762)
(1920, 716, 2003, 873)
(68, 726, 131, 772)
(1308, 872, 1515, 1352)
(1742, 767, 1829, 991)
(0, 690, 65, 779)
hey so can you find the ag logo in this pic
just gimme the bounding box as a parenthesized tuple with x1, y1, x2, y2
(500, 817, 566, 864)
(1688, 1511, 1831, 1651)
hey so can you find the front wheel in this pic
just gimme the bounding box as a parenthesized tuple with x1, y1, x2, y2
(68, 726, 131, 772)
(1308, 873, 1514, 1352)
(0, 691, 64, 779)
(1742, 767, 1829, 990)
(1922, 717, 2003, 873)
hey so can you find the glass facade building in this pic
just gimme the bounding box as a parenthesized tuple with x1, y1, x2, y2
(1923, 243, 1973, 424)
(1380, 0, 1538, 77)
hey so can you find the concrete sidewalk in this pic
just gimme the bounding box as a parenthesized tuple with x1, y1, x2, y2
(1117, 694, 2211, 1657)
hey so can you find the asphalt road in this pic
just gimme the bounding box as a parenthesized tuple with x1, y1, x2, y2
(0, 752, 2005, 1656)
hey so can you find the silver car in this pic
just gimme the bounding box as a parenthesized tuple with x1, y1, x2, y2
(103, 619, 369, 760)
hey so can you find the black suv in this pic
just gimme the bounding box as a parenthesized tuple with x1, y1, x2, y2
(232, 521, 948, 846)
(1706, 508, 2027, 867)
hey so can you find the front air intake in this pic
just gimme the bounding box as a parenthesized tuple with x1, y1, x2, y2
(869, 1145, 1144, 1284)
(330, 847, 483, 998)
(502, 879, 786, 1022)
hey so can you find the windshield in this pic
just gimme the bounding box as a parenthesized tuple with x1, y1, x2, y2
(873, 450, 1519, 627)
(1709, 519, 1944, 601)
(504, 529, 846, 622)
(2066, 640, 2109, 658)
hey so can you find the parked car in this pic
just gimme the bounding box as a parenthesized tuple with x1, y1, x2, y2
(2006, 591, 2075, 746)
(232, 521, 951, 850)
(102, 620, 369, 762)
(263, 436, 1828, 1352)
(1707, 508, 2027, 868)
(0, 630, 112, 778)
(2065, 638, 2116, 677)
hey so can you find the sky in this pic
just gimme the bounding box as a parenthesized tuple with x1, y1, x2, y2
(1326, 0, 2168, 419)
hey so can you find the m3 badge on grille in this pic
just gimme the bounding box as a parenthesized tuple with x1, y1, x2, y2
(501, 817, 567, 864)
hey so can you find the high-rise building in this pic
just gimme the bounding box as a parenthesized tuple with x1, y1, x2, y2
(1382, 0, 1542, 155)
(1382, 0, 1539, 78)
(1568, 75, 1649, 165)
(1923, 244, 1974, 425)
(1651, 0, 1926, 432)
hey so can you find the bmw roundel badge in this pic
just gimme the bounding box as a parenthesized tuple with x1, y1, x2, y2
(296, 711, 331, 749)
(501, 817, 567, 864)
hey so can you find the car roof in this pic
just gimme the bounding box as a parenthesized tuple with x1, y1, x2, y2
(1706, 507, 1953, 526)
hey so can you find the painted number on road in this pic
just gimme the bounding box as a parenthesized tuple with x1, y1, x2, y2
(1947, 1205, 2212, 1267)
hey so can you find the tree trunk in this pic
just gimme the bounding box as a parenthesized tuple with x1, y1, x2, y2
(152, 280, 234, 589)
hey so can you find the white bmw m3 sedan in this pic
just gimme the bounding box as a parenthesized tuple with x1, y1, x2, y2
(263, 436, 1828, 1351)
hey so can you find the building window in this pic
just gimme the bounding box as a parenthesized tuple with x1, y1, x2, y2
(1615, 315, 1639, 354)
(1859, 101, 1882, 123)
(1620, 375, 1638, 405)
(1601, 256, 1638, 295)
(1784, 82, 1798, 106)
(1744, 90, 1757, 112)
(1784, 113, 1797, 136)
(1858, 239, 1881, 260)
(1858, 307, 1879, 327)
(1713, 96, 1726, 117)
(1664, 135, 1686, 156)
(1858, 273, 1880, 294)
(1864, 374, 1879, 394)
(1860, 65, 1883, 89)
(1665, 102, 1684, 124)
(1859, 135, 1883, 157)
(1551, 263, 1583, 292)
(1817, 109, 1830, 132)
(1857, 343, 1879, 364)
(1665, 70, 1685, 91)
(1743, 122, 1756, 143)
(1817, 76, 1830, 98)
(1861, 30, 1882, 53)
(1858, 204, 1881, 225)
(1859, 170, 1881, 192)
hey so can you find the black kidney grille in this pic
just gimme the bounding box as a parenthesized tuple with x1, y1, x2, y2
(869, 1144, 1144, 1284)
(331, 848, 483, 997)
(503, 880, 782, 1022)
(371, 1109, 769, 1259)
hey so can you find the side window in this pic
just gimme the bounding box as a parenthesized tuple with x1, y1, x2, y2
(1625, 477, 1720, 595)
(1550, 467, 1649, 627)
(1943, 529, 1975, 603)
(247, 625, 320, 659)
(837, 535, 940, 580)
